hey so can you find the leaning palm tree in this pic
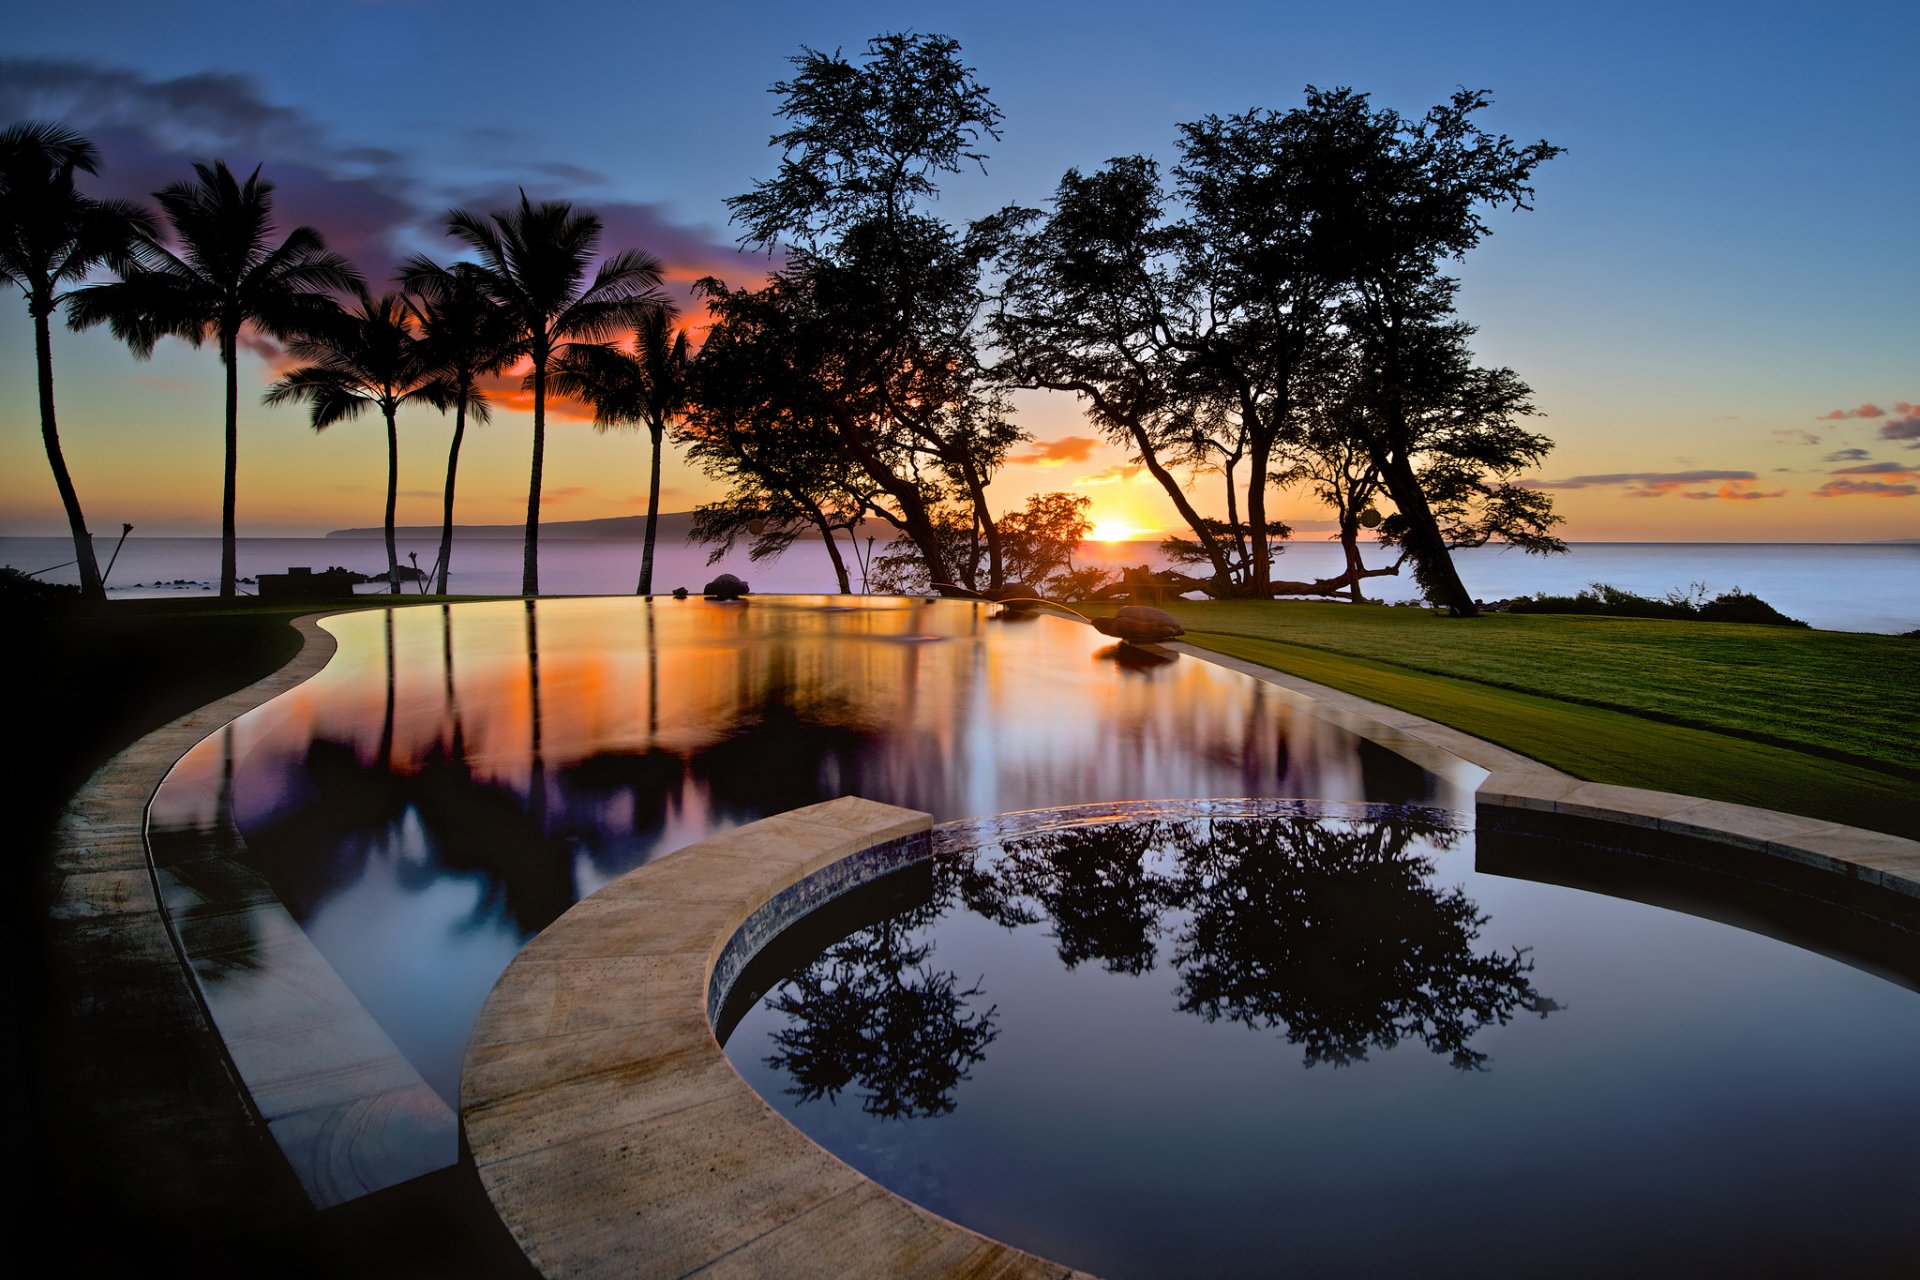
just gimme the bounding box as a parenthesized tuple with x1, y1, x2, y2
(549, 308, 687, 595)
(400, 258, 518, 594)
(1, 122, 157, 603)
(68, 160, 360, 596)
(265, 285, 440, 594)
(443, 192, 669, 595)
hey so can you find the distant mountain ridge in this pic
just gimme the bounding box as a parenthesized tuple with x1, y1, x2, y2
(326, 512, 703, 541)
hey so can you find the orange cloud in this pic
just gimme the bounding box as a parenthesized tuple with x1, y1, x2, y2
(540, 486, 593, 506)
(1817, 403, 1886, 420)
(1683, 484, 1787, 500)
(1008, 435, 1101, 467)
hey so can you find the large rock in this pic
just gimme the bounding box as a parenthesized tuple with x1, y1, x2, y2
(703, 573, 750, 600)
(1092, 605, 1184, 644)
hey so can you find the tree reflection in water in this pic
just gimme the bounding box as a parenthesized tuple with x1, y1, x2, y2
(761, 811, 1554, 1119)
(764, 899, 999, 1119)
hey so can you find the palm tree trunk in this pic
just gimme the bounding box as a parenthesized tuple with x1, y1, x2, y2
(638, 421, 662, 596)
(384, 401, 401, 595)
(34, 306, 105, 603)
(523, 360, 545, 597)
(436, 399, 466, 596)
(221, 327, 239, 597)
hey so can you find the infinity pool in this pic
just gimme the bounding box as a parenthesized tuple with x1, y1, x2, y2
(148, 597, 1469, 1099)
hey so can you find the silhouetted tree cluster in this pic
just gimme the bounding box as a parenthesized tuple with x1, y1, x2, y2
(985, 89, 1568, 613)
(10, 37, 1567, 609)
(10, 122, 672, 599)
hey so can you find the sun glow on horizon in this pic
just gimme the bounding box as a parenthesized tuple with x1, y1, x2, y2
(1088, 520, 1153, 542)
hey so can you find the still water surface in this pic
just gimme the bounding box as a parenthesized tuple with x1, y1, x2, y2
(724, 804, 1920, 1276)
(150, 598, 1462, 1100)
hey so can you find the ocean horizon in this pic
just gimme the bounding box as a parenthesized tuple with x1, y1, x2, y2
(3, 533, 1915, 635)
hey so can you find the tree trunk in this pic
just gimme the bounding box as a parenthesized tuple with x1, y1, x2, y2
(818, 526, 852, 594)
(383, 400, 401, 594)
(221, 326, 239, 598)
(1340, 517, 1365, 602)
(1376, 448, 1477, 616)
(638, 421, 663, 595)
(523, 359, 545, 597)
(436, 396, 466, 595)
(34, 303, 104, 603)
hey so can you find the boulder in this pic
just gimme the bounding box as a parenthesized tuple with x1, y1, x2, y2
(1092, 605, 1184, 644)
(703, 573, 749, 600)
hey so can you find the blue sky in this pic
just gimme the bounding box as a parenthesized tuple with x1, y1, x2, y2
(3, 0, 1915, 539)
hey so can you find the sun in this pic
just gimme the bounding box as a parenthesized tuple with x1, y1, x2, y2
(1089, 520, 1146, 542)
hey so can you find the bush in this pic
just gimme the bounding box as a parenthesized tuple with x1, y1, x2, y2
(1508, 581, 1806, 628)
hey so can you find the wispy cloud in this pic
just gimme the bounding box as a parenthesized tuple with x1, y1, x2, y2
(1822, 448, 1872, 462)
(1075, 464, 1144, 486)
(1830, 461, 1917, 478)
(1812, 479, 1919, 498)
(1773, 429, 1822, 446)
(1525, 470, 1779, 499)
(540, 486, 594, 506)
(1008, 435, 1101, 467)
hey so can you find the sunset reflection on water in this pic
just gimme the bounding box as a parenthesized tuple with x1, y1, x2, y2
(151, 596, 1463, 1098)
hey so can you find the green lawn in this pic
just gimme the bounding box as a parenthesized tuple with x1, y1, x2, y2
(1082, 599, 1919, 839)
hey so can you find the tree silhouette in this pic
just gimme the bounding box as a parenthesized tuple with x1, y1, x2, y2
(441, 192, 670, 596)
(548, 307, 686, 595)
(1165, 814, 1552, 1070)
(265, 285, 440, 593)
(402, 259, 518, 594)
(990, 88, 1562, 611)
(952, 812, 1555, 1072)
(710, 33, 1022, 593)
(68, 160, 360, 597)
(764, 900, 999, 1120)
(1, 122, 156, 603)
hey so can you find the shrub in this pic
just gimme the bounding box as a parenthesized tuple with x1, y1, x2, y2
(1508, 581, 1806, 627)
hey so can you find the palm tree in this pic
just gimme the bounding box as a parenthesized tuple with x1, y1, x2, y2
(68, 160, 360, 596)
(443, 192, 669, 596)
(1, 122, 157, 603)
(549, 308, 687, 594)
(400, 259, 518, 595)
(265, 285, 440, 594)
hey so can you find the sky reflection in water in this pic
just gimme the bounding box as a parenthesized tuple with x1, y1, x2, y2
(150, 597, 1462, 1099)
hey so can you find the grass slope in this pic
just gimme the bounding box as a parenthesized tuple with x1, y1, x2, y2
(1089, 600, 1917, 839)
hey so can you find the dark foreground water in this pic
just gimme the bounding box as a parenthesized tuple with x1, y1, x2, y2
(723, 804, 1920, 1277)
(152, 598, 1465, 1100)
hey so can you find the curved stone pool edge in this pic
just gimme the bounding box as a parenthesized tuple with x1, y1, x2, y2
(43, 612, 354, 1231)
(461, 795, 1091, 1279)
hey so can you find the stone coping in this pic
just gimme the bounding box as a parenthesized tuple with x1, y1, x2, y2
(462, 796, 1091, 1279)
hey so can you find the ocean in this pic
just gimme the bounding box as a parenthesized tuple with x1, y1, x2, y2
(3, 533, 1915, 635)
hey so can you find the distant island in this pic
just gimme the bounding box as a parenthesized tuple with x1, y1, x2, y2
(326, 513, 707, 542)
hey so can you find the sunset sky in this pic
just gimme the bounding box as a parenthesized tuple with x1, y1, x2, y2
(3, 0, 1914, 543)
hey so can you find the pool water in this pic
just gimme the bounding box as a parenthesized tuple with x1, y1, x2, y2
(722, 802, 1920, 1277)
(148, 598, 1467, 1100)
